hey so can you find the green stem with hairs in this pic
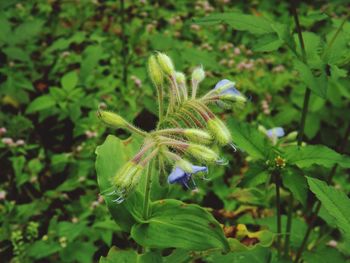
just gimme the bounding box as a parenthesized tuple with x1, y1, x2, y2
(275, 170, 282, 258)
(142, 160, 154, 220)
(284, 5, 311, 258)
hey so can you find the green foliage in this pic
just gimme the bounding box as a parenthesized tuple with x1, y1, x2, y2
(307, 177, 350, 239)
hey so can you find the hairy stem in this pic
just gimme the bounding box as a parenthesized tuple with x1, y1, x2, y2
(275, 170, 282, 258)
(142, 160, 154, 220)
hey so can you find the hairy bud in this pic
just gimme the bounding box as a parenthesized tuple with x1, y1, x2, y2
(183, 129, 212, 145)
(186, 144, 220, 163)
(111, 161, 144, 203)
(207, 118, 232, 146)
(148, 55, 164, 86)
(192, 66, 205, 83)
(98, 110, 128, 129)
(156, 52, 175, 76)
(175, 159, 194, 173)
(175, 72, 186, 85)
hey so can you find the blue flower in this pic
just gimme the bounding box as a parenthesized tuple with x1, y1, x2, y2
(212, 79, 246, 109)
(167, 165, 208, 189)
(266, 127, 285, 138)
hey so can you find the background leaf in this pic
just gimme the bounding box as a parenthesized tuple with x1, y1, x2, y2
(131, 199, 230, 251)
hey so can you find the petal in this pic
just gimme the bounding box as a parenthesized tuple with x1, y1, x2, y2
(266, 127, 285, 138)
(191, 165, 208, 174)
(167, 167, 186, 184)
(214, 79, 240, 96)
(214, 79, 231, 90)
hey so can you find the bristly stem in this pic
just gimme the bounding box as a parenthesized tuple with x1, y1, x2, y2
(294, 122, 350, 262)
(274, 170, 282, 258)
(120, 0, 128, 89)
(142, 160, 154, 220)
(284, 5, 311, 258)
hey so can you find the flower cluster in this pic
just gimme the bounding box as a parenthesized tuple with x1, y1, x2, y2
(98, 52, 247, 203)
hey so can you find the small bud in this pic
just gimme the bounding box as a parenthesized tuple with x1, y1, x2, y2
(97, 110, 128, 129)
(274, 156, 286, 168)
(186, 144, 220, 163)
(285, 131, 297, 141)
(175, 72, 186, 85)
(111, 161, 144, 203)
(156, 52, 175, 76)
(183, 129, 212, 145)
(175, 159, 194, 173)
(191, 65, 205, 83)
(148, 55, 164, 86)
(207, 118, 232, 146)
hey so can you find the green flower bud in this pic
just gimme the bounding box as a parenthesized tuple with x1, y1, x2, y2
(175, 158, 193, 173)
(156, 52, 175, 76)
(148, 55, 164, 86)
(186, 144, 220, 163)
(183, 129, 212, 144)
(285, 131, 297, 141)
(207, 118, 232, 146)
(175, 72, 186, 85)
(98, 110, 128, 129)
(192, 65, 205, 83)
(111, 161, 144, 203)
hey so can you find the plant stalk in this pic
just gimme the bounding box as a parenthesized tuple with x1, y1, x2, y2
(284, 5, 311, 257)
(120, 0, 128, 89)
(275, 170, 282, 258)
(142, 161, 154, 220)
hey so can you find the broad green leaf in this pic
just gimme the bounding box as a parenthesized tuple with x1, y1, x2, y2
(61, 71, 78, 91)
(95, 135, 144, 231)
(99, 247, 161, 263)
(227, 119, 271, 160)
(194, 12, 277, 35)
(303, 245, 346, 263)
(26, 95, 56, 114)
(285, 145, 350, 168)
(293, 59, 327, 98)
(252, 33, 284, 52)
(131, 199, 230, 251)
(80, 45, 103, 84)
(307, 177, 350, 239)
(163, 249, 191, 263)
(282, 168, 307, 207)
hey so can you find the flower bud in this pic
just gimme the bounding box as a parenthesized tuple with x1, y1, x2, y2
(175, 72, 186, 85)
(111, 161, 144, 203)
(285, 131, 297, 141)
(148, 55, 164, 86)
(156, 52, 175, 76)
(183, 129, 212, 145)
(175, 159, 193, 173)
(98, 110, 128, 129)
(186, 144, 220, 163)
(191, 65, 205, 83)
(207, 118, 232, 146)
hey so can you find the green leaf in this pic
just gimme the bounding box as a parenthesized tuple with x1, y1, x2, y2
(307, 177, 350, 239)
(227, 119, 271, 160)
(26, 95, 56, 114)
(293, 59, 327, 98)
(95, 135, 144, 231)
(252, 33, 284, 52)
(80, 45, 103, 84)
(131, 199, 229, 251)
(61, 71, 78, 91)
(99, 247, 161, 263)
(284, 145, 350, 168)
(282, 168, 307, 207)
(194, 12, 277, 35)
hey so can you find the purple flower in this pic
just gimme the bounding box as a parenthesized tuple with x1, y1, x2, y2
(213, 79, 241, 96)
(168, 165, 208, 189)
(266, 127, 285, 138)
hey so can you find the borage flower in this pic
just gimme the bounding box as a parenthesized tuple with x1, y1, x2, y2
(212, 79, 246, 109)
(266, 127, 285, 139)
(168, 165, 208, 189)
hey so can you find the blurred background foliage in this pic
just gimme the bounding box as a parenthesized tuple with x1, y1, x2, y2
(0, 0, 349, 262)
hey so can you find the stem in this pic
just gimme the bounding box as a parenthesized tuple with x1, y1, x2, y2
(120, 0, 128, 89)
(126, 123, 148, 137)
(275, 170, 282, 258)
(156, 84, 164, 125)
(284, 5, 311, 257)
(294, 122, 350, 262)
(142, 161, 154, 220)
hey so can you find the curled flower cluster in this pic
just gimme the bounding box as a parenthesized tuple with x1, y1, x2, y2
(98, 52, 247, 203)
